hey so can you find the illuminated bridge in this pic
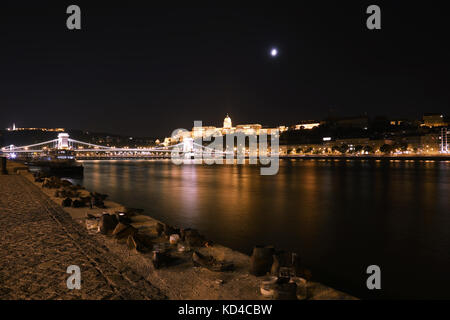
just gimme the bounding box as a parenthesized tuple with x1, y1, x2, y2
(0, 133, 232, 160)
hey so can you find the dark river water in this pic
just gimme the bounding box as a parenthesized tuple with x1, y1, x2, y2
(74, 159, 450, 299)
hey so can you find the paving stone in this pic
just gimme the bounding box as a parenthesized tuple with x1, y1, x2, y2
(0, 175, 165, 300)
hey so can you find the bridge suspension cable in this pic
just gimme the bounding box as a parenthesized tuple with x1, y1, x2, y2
(0, 134, 208, 156)
(68, 139, 185, 152)
(1, 139, 59, 151)
(67, 139, 114, 150)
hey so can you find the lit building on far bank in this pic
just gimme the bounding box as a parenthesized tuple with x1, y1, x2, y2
(292, 121, 320, 130)
(421, 114, 448, 128)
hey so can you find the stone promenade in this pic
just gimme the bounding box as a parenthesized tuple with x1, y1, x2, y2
(0, 174, 165, 300)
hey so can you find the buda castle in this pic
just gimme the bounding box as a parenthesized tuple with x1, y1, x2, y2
(162, 115, 287, 146)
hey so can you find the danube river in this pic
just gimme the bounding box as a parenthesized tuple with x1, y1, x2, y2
(75, 159, 450, 299)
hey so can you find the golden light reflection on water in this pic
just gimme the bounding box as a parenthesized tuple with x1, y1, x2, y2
(77, 159, 450, 299)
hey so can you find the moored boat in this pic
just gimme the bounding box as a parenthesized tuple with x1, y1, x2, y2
(25, 149, 84, 177)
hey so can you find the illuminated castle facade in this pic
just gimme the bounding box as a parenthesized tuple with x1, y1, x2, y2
(163, 114, 287, 146)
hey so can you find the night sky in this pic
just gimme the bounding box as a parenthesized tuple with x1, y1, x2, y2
(1, 1, 449, 137)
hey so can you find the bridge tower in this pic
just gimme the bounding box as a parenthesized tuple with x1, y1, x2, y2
(57, 133, 70, 149)
(183, 138, 194, 153)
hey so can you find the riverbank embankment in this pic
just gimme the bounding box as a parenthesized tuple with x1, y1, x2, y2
(0, 161, 164, 299)
(280, 154, 450, 161)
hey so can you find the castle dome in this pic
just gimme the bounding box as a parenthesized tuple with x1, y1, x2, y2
(223, 114, 232, 129)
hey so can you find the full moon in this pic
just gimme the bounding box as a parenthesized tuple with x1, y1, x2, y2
(270, 48, 278, 57)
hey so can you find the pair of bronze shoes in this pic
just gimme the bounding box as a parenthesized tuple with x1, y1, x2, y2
(192, 251, 234, 272)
